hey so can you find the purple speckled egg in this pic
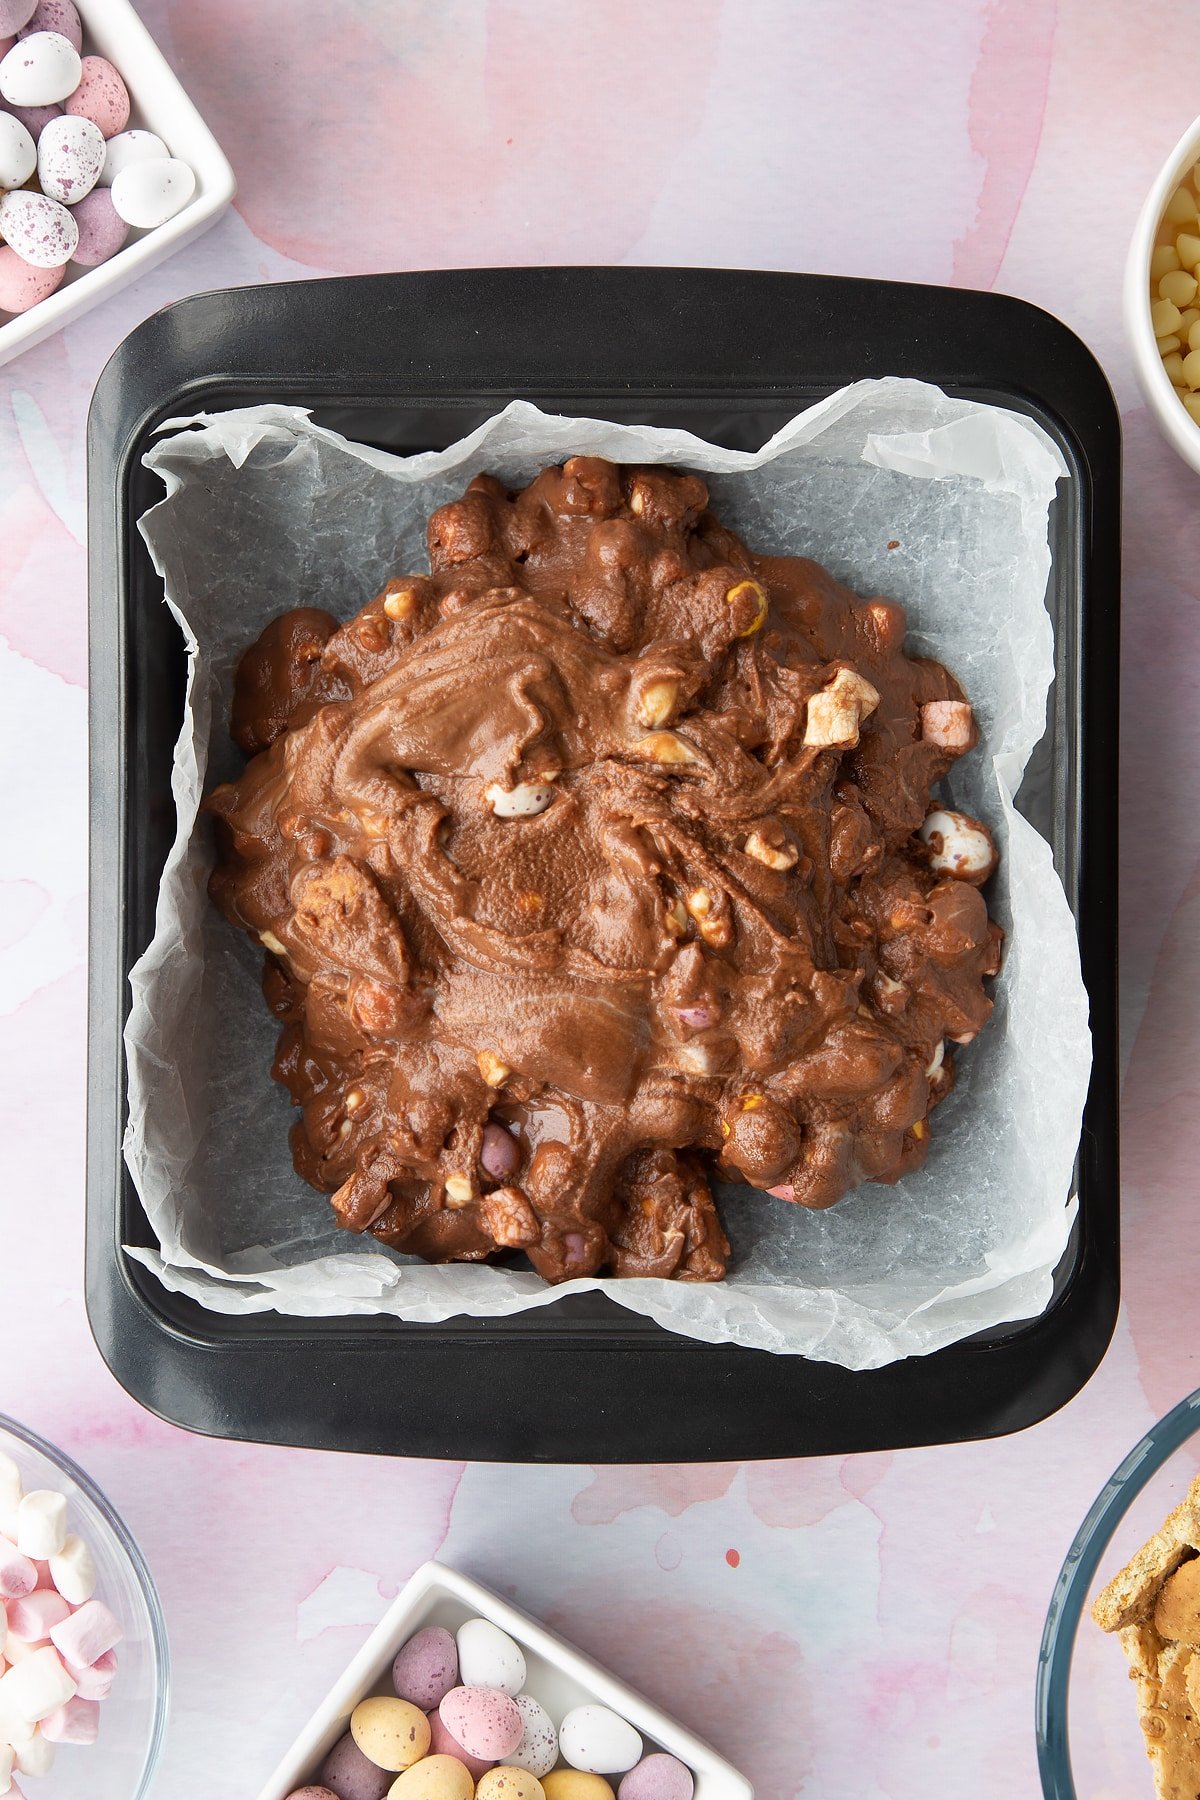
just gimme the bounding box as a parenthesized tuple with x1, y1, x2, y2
(63, 53, 128, 136)
(0, 186, 76, 265)
(480, 1121, 521, 1181)
(0, 242, 62, 310)
(617, 1756, 695, 1800)
(0, 36, 14, 55)
(5, 96, 57, 135)
(318, 1730, 391, 1800)
(38, 111, 102, 202)
(392, 1625, 458, 1711)
(439, 1688, 523, 1762)
(0, 0, 35, 34)
(68, 185, 126, 265)
(17, 0, 80, 52)
(427, 1707, 497, 1781)
(284, 1791, 341, 1800)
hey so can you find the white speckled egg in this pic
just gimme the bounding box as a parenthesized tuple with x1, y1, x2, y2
(110, 155, 194, 229)
(0, 108, 35, 186)
(0, 29, 80, 105)
(456, 1619, 526, 1697)
(558, 1708, 643, 1777)
(0, 186, 76, 265)
(37, 111, 103, 203)
(99, 127, 167, 187)
(499, 1695, 559, 1779)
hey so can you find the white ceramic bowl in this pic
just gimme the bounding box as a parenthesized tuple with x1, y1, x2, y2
(256, 1562, 753, 1800)
(0, 0, 234, 367)
(1125, 110, 1200, 472)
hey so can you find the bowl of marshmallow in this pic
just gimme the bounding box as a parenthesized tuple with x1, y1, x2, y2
(0, 1414, 168, 1800)
(0, 0, 234, 365)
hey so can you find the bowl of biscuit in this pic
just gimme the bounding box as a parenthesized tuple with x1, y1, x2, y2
(1037, 1387, 1200, 1797)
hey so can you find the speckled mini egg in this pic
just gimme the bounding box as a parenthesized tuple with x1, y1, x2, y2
(0, 187, 75, 265)
(0, 0, 35, 34)
(439, 1688, 523, 1762)
(110, 155, 194, 229)
(350, 1697, 432, 1774)
(37, 111, 102, 202)
(0, 242, 62, 310)
(498, 1695, 558, 1780)
(319, 1730, 392, 1800)
(284, 1790, 342, 1800)
(541, 1776, 615, 1800)
(68, 185, 127, 265)
(456, 1620, 526, 1698)
(0, 108, 35, 185)
(17, 0, 79, 52)
(5, 96, 57, 135)
(64, 54, 128, 136)
(392, 1625, 459, 1711)
(617, 1757, 694, 1800)
(476, 1770, 545, 1800)
(387, 1754, 475, 1800)
(428, 1704, 496, 1780)
(99, 127, 166, 187)
(558, 1708, 643, 1778)
(0, 29, 80, 105)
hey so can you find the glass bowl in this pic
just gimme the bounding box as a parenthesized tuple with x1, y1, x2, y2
(1037, 1386, 1200, 1797)
(0, 1414, 169, 1800)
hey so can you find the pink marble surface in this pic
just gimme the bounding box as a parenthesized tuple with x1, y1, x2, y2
(0, 1, 1189, 1794)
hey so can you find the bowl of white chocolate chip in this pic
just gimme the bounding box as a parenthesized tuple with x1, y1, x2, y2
(1126, 113, 1200, 471)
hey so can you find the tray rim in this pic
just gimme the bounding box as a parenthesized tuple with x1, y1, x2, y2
(85, 265, 1120, 1462)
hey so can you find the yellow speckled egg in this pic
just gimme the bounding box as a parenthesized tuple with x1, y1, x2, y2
(542, 1775, 615, 1800)
(389, 1753, 476, 1800)
(350, 1696, 431, 1772)
(475, 1772, 545, 1800)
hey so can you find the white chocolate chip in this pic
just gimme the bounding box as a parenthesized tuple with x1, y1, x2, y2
(635, 731, 701, 766)
(634, 678, 679, 729)
(919, 808, 996, 882)
(925, 1040, 945, 1080)
(259, 929, 287, 956)
(476, 1050, 511, 1087)
(485, 779, 557, 818)
(744, 829, 798, 871)
(803, 667, 880, 749)
(444, 1174, 474, 1206)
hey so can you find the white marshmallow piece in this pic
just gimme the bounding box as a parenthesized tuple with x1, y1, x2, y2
(456, 1616, 527, 1696)
(49, 1598, 121, 1669)
(40, 1694, 97, 1744)
(14, 1492, 66, 1562)
(0, 1741, 11, 1796)
(13, 1728, 53, 1777)
(48, 1536, 95, 1607)
(65, 1645, 115, 1700)
(0, 1600, 6, 1657)
(0, 1645, 76, 1724)
(0, 1453, 22, 1520)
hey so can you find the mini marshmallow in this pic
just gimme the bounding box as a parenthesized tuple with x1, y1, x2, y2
(40, 1695, 98, 1744)
(64, 1645, 115, 1700)
(0, 1645, 76, 1723)
(6, 1590, 69, 1643)
(47, 1536, 95, 1607)
(0, 1742, 12, 1795)
(3, 1637, 38, 1664)
(0, 1544, 35, 1602)
(12, 1730, 52, 1777)
(15, 1493, 67, 1561)
(0, 1600, 6, 1656)
(49, 1599, 121, 1668)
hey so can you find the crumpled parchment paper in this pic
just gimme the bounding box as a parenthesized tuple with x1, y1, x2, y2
(122, 380, 1090, 1367)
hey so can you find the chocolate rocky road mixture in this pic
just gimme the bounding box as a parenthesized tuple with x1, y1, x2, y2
(205, 457, 1002, 1286)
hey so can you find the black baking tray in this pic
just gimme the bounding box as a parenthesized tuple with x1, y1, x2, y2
(86, 268, 1120, 1462)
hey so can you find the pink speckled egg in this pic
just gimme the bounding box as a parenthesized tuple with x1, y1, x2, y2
(68, 184, 125, 264)
(427, 1707, 497, 1781)
(439, 1688, 523, 1762)
(37, 111, 102, 202)
(17, 0, 80, 52)
(0, 185, 75, 264)
(5, 97, 58, 135)
(0, 0, 34, 33)
(63, 53, 128, 137)
(0, 242, 62, 310)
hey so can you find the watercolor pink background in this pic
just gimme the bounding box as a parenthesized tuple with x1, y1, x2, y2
(0, 1, 1190, 1794)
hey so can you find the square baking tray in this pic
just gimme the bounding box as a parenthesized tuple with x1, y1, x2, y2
(85, 267, 1120, 1463)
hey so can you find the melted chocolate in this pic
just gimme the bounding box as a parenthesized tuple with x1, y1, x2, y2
(205, 458, 1002, 1284)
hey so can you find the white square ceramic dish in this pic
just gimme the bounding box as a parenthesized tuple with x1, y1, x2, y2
(0, 0, 234, 366)
(255, 1562, 754, 1800)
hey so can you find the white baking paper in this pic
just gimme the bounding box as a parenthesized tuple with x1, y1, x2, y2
(122, 381, 1090, 1367)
